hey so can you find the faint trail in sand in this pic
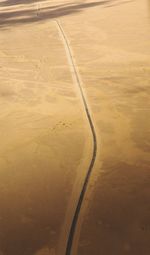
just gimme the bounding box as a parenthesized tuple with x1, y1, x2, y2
(35, 0, 41, 17)
(55, 20, 97, 255)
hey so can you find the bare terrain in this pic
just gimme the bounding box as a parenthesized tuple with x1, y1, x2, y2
(0, 0, 150, 255)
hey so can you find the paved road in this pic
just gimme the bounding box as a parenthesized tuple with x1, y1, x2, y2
(0, 1, 92, 255)
(63, 0, 150, 254)
(0, 0, 150, 255)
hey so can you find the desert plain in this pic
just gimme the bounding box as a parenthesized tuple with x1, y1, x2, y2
(0, 0, 150, 255)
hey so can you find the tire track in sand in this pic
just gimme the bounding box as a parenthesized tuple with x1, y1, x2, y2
(55, 20, 97, 255)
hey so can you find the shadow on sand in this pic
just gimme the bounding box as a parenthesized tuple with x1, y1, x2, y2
(0, 0, 134, 255)
(0, 0, 132, 28)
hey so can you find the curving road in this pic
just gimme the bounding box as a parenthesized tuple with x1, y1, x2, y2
(0, 1, 150, 255)
(55, 20, 97, 255)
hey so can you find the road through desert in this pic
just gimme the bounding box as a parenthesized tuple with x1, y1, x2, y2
(0, 0, 150, 255)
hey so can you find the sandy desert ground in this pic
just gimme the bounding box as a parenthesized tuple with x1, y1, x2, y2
(0, 0, 150, 255)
